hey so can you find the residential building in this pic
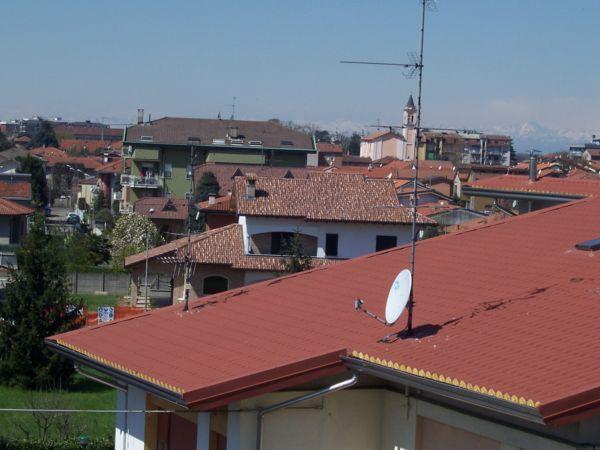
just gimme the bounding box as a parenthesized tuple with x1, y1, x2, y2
(316, 141, 344, 166)
(198, 193, 236, 230)
(360, 129, 406, 161)
(569, 134, 600, 157)
(48, 195, 600, 450)
(463, 170, 600, 214)
(120, 116, 317, 207)
(134, 197, 188, 239)
(97, 158, 127, 211)
(124, 173, 433, 305)
(53, 123, 123, 143)
(0, 147, 27, 174)
(583, 148, 600, 162)
(0, 173, 32, 206)
(0, 198, 33, 267)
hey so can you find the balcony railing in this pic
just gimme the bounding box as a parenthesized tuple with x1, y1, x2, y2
(119, 202, 134, 214)
(120, 174, 161, 188)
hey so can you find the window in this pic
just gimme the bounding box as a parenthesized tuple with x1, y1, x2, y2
(376, 235, 397, 252)
(163, 163, 172, 178)
(325, 233, 338, 257)
(203, 276, 229, 295)
(186, 164, 192, 179)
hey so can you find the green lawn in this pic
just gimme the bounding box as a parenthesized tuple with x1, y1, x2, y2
(72, 293, 120, 310)
(0, 376, 116, 441)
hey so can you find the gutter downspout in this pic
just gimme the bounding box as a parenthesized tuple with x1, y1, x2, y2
(256, 374, 358, 450)
(75, 364, 127, 392)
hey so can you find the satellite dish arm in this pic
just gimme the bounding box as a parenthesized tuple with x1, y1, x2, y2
(354, 299, 391, 326)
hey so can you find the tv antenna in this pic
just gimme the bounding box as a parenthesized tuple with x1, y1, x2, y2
(230, 96, 237, 120)
(345, 0, 435, 334)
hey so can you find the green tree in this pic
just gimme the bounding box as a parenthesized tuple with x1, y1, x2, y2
(0, 214, 81, 388)
(281, 232, 312, 274)
(29, 120, 59, 149)
(17, 154, 49, 206)
(341, 132, 362, 156)
(314, 129, 331, 142)
(93, 190, 106, 211)
(195, 171, 220, 202)
(64, 230, 111, 271)
(110, 213, 163, 270)
(0, 130, 10, 151)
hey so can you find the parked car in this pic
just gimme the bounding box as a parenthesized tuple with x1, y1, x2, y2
(66, 213, 80, 225)
(44, 205, 52, 217)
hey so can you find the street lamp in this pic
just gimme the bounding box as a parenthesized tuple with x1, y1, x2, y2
(144, 208, 155, 311)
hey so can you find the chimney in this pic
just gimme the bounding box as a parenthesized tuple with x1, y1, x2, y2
(246, 173, 257, 199)
(529, 152, 537, 182)
(137, 109, 144, 125)
(228, 126, 239, 139)
(208, 193, 216, 205)
(103, 152, 109, 164)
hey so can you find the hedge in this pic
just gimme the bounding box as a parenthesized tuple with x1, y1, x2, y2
(0, 437, 112, 450)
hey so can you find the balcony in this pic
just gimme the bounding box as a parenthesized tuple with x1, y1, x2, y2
(119, 202, 134, 214)
(120, 174, 161, 189)
(113, 191, 122, 201)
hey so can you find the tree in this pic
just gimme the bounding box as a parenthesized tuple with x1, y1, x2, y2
(0, 214, 81, 388)
(93, 190, 106, 211)
(281, 231, 312, 274)
(28, 120, 59, 149)
(509, 145, 517, 166)
(110, 213, 163, 270)
(341, 133, 362, 156)
(63, 230, 111, 272)
(195, 171, 220, 202)
(314, 129, 331, 142)
(17, 154, 49, 206)
(0, 130, 10, 151)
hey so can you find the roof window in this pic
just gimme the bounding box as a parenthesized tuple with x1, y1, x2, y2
(140, 136, 153, 141)
(212, 138, 226, 145)
(281, 140, 294, 146)
(249, 140, 263, 146)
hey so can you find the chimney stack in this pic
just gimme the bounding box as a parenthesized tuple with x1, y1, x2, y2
(137, 109, 144, 125)
(228, 126, 239, 139)
(208, 193, 216, 205)
(529, 152, 537, 182)
(246, 173, 257, 199)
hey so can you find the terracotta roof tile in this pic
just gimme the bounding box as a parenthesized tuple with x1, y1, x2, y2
(316, 142, 344, 154)
(134, 197, 188, 221)
(0, 198, 34, 215)
(124, 223, 339, 271)
(50, 197, 600, 423)
(0, 180, 32, 200)
(466, 175, 600, 198)
(234, 173, 433, 224)
(198, 194, 236, 213)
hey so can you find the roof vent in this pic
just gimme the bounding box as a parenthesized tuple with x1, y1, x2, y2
(575, 238, 600, 251)
(140, 136, 153, 142)
(187, 136, 200, 145)
(212, 138, 226, 145)
(281, 140, 294, 146)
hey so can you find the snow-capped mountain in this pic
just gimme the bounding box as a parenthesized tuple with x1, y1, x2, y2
(490, 122, 592, 153)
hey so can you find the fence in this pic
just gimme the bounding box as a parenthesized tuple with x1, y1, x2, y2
(68, 272, 131, 295)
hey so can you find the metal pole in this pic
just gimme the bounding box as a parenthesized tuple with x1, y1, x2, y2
(407, 0, 428, 333)
(183, 144, 195, 312)
(256, 374, 357, 450)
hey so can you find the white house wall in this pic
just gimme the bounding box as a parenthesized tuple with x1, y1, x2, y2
(115, 385, 146, 450)
(223, 389, 580, 450)
(241, 216, 413, 259)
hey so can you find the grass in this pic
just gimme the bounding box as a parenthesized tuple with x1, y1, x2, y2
(0, 376, 116, 440)
(72, 294, 120, 310)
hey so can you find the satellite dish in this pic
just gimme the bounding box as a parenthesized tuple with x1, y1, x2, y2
(385, 269, 412, 324)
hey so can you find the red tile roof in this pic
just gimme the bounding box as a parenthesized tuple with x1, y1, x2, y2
(198, 194, 236, 213)
(124, 223, 339, 271)
(316, 142, 344, 154)
(416, 200, 460, 217)
(0, 198, 34, 215)
(194, 163, 314, 196)
(30, 146, 67, 158)
(97, 158, 126, 174)
(134, 197, 189, 221)
(0, 180, 32, 200)
(49, 197, 600, 424)
(361, 130, 403, 142)
(233, 173, 433, 224)
(466, 174, 600, 198)
(60, 139, 122, 153)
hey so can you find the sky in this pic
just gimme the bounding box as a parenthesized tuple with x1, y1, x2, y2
(1, 1, 599, 150)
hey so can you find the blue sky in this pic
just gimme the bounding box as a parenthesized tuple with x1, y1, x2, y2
(1, 0, 599, 148)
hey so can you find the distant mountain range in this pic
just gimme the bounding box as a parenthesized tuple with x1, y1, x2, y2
(489, 122, 593, 154)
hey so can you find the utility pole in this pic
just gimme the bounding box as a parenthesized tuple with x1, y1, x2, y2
(144, 208, 155, 311)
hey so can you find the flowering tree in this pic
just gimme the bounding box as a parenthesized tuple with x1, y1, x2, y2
(110, 213, 163, 270)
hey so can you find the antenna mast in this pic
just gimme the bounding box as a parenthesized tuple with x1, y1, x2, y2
(341, 0, 433, 333)
(230, 96, 237, 120)
(182, 140, 198, 312)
